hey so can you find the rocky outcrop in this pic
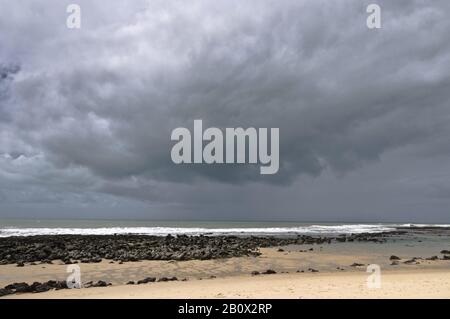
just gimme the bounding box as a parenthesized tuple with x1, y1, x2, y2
(0, 233, 398, 265)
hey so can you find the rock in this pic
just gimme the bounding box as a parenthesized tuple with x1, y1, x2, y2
(34, 284, 51, 293)
(94, 280, 109, 287)
(54, 280, 68, 290)
(6, 282, 32, 293)
(350, 263, 364, 267)
(155, 276, 178, 281)
(262, 269, 276, 275)
(390, 261, 399, 265)
(16, 262, 25, 267)
(277, 248, 284, 252)
(0, 288, 13, 296)
(308, 268, 319, 272)
(126, 281, 135, 285)
(85, 280, 110, 288)
(0, 280, 70, 295)
(0, 232, 406, 266)
(251, 271, 260, 276)
(426, 256, 439, 260)
(442, 255, 450, 260)
(389, 255, 401, 260)
(137, 277, 156, 284)
(441, 250, 450, 254)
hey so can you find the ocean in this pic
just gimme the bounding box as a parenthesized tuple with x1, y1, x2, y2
(0, 219, 449, 237)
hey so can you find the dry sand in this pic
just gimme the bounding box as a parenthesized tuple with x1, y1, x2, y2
(1, 246, 449, 298)
(4, 269, 450, 299)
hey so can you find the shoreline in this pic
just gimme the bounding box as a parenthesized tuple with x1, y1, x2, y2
(1, 229, 449, 298)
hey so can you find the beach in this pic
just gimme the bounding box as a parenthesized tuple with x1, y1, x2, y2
(1, 225, 449, 299)
(5, 269, 449, 299)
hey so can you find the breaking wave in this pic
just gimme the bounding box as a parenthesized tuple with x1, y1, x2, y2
(0, 223, 448, 237)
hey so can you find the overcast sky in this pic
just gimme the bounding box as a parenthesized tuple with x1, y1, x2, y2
(1, 0, 449, 222)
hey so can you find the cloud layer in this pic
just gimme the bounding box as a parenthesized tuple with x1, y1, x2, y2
(1, 0, 450, 221)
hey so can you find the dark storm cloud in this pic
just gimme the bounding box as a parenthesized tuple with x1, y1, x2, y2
(0, 0, 450, 221)
(0, 64, 20, 120)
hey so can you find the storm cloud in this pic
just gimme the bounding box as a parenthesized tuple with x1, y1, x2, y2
(1, 0, 450, 222)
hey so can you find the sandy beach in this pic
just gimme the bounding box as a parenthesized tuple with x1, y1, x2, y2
(4, 269, 449, 299)
(1, 237, 449, 299)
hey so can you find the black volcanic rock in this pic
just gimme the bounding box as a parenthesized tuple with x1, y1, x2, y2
(5, 282, 32, 293)
(84, 280, 111, 288)
(262, 269, 276, 275)
(0, 232, 404, 266)
(0, 279, 88, 296)
(350, 263, 365, 267)
(389, 255, 401, 260)
(157, 276, 178, 282)
(0, 288, 12, 296)
(137, 277, 156, 284)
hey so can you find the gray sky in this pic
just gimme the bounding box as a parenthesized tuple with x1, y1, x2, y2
(1, 0, 450, 222)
